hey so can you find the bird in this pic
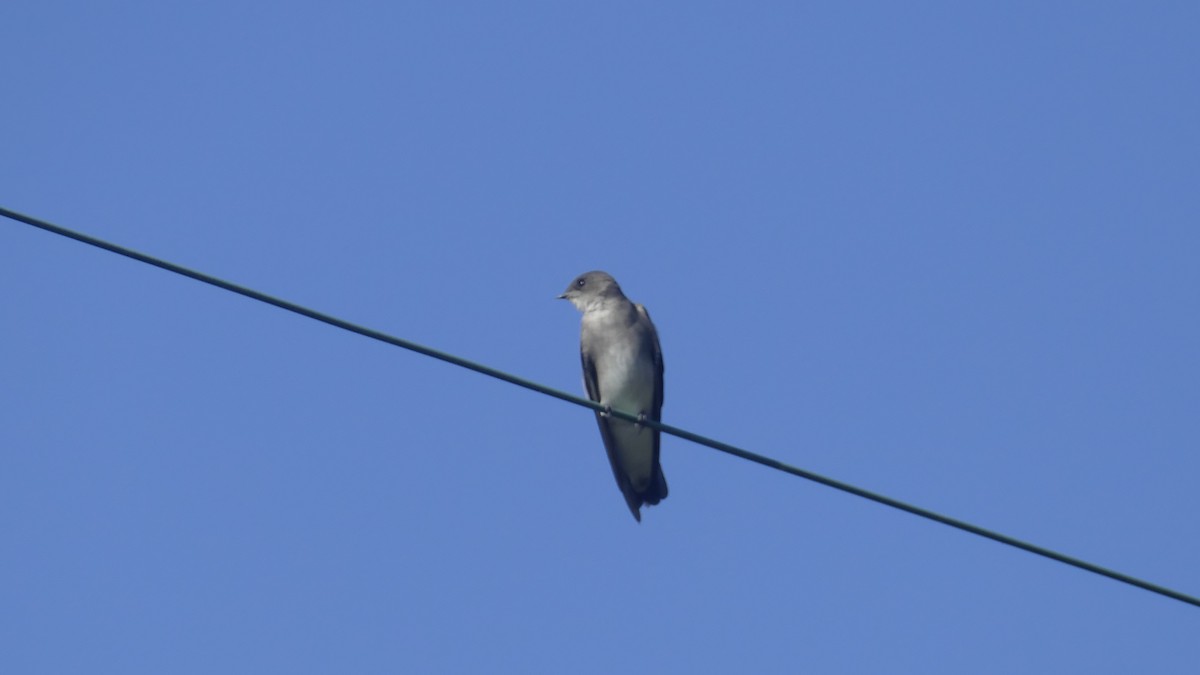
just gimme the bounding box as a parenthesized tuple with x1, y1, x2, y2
(559, 271, 668, 521)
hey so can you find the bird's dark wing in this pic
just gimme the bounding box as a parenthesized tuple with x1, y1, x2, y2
(636, 303, 668, 503)
(636, 304, 664, 420)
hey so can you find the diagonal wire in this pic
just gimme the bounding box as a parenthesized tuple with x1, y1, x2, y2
(3, 204, 1198, 609)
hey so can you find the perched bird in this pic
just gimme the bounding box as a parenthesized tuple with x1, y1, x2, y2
(559, 271, 668, 521)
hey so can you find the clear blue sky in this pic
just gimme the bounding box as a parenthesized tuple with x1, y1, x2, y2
(3, 2, 1198, 673)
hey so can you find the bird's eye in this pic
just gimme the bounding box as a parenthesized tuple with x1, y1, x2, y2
(576, 279, 585, 287)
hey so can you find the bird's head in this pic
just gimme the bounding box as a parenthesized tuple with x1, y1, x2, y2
(558, 270, 622, 311)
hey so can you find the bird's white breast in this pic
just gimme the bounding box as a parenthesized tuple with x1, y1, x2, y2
(582, 304, 657, 490)
(585, 310, 653, 411)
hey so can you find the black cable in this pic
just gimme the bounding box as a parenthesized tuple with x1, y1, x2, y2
(4, 204, 1197, 609)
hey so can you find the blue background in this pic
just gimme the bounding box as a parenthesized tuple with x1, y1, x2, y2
(3, 2, 1198, 672)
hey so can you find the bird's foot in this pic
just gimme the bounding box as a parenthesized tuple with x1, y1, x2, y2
(636, 412, 647, 430)
(601, 405, 613, 418)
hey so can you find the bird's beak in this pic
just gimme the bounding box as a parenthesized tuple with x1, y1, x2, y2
(556, 293, 567, 300)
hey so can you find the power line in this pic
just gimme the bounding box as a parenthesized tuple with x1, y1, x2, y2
(4, 204, 1197, 610)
